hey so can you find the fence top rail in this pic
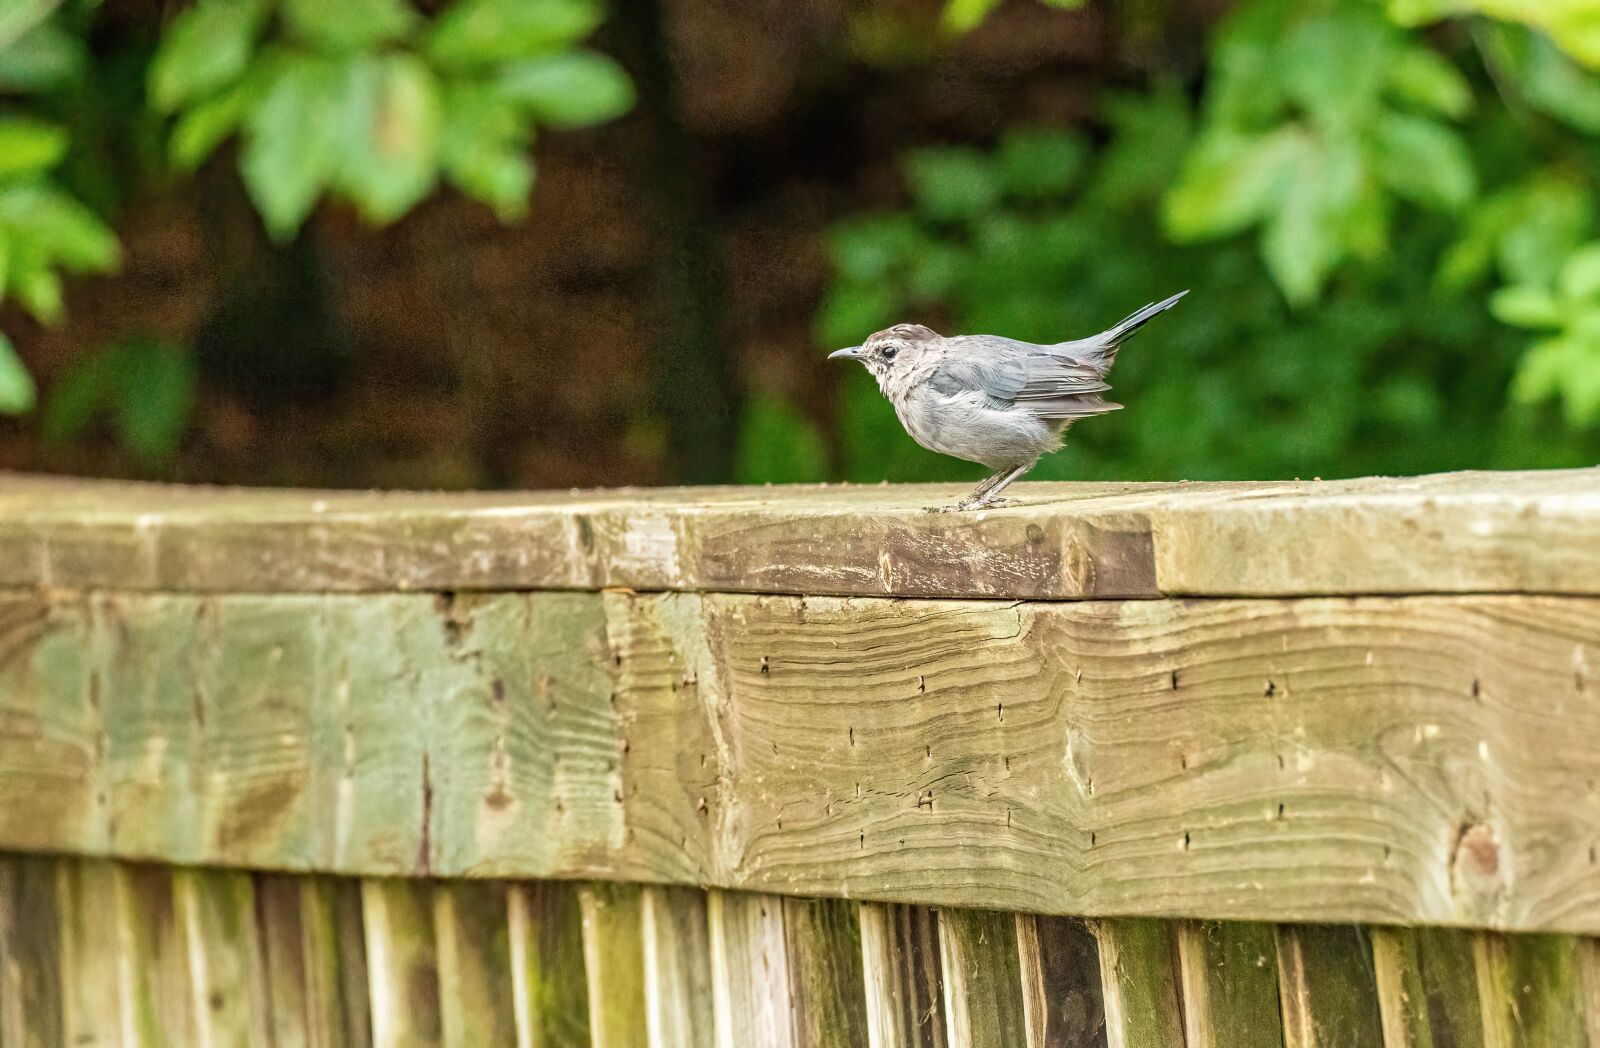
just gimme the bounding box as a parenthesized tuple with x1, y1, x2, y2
(3, 467, 1598, 599)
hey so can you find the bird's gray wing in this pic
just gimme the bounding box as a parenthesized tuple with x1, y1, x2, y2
(926, 337, 1119, 420)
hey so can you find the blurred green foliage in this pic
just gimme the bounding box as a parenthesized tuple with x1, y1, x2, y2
(776, 0, 1600, 486)
(0, 0, 633, 425)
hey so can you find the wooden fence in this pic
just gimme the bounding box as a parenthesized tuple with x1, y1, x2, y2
(2, 468, 1600, 1046)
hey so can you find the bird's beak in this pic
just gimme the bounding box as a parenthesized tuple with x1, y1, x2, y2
(829, 346, 863, 360)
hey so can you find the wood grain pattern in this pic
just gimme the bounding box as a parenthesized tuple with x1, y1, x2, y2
(859, 903, 947, 1048)
(1474, 932, 1591, 1047)
(1094, 919, 1183, 1048)
(1016, 915, 1105, 1048)
(0, 856, 61, 1048)
(56, 859, 122, 1048)
(114, 862, 197, 1046)
(507, 882, 590, 1048)
(708, 891, 792, 1048)
(1274, 925, 1381, 1048)
(361, 878, 442, 1048)
(579, 883, 650, 1048)
(3, 469, 1598, 598)
(782, 896, 870, 1048)
(1177, 921, 1283, 1048)
(175, 867, 271, 1047)
(1372, 926, 1483, 1048)
(6, 588, 1600, 932)
(938, 909, 1027, 1048)
(434, 880, 517, 1047)
(640, 885, 713, 1048)
(258, 874, 374, 1048)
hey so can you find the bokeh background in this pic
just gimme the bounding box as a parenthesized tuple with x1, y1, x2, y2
(3, 0, 1600, 491)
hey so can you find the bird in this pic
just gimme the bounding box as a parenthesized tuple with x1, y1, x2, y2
(829, 291, 1187, 511)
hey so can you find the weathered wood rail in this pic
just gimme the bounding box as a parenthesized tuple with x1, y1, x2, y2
(2, 468, 1600, 1046)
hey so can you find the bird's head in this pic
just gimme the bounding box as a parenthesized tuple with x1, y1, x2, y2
(828, 323, 940, 379)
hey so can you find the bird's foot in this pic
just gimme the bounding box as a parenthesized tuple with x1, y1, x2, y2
(923, 497, 1017, 514)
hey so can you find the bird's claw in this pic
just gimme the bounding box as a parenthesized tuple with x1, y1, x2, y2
(922, 497, 1017, 514)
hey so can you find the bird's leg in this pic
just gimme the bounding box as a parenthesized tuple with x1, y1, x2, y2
(925, 462, 1032, 513)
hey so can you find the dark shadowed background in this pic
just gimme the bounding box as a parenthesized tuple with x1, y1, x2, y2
(2, 0, 1599, 491)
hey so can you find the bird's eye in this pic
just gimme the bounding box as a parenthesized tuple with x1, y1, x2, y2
(882, 346, 898, 361)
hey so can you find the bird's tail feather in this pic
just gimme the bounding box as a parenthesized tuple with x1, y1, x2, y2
(1074, 290, 1188, 374)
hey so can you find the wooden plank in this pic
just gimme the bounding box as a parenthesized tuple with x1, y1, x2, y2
(1274, 925, 1381, 1048)
(579, 882, 649, 1048)
(175, 867, 271, 1047)
(859, 903, 947, 1048)
(938, 909, 1027, 1048)
(258, 873, 374, 1048)
(6, 588, 1600, 934)
(641, 885, 713, 1048)
(56, 859, 122, 1047)
(1371, 926, 1483, 1048)
(4, 469, 1600, 599)
(1094, 919, 1182, 1048)
(434, 880, 516, 1047)
(1474, 932, 1589, 1047)
(783, 896, 870, 1047)
(1016, 914, 1106, 1048)
(0, 855, 63, 1048)
(114, 862, 198, 1046)
(1177, 921, 1283, 1048)
(708, 891, 791, 1048)
(507, 882, 590, 1048)
(361, 877, 442, 1048)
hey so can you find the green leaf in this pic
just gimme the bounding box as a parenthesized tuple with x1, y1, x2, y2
(40, 341, 119, 444)
(1281, 8, 1396, 129)
(13, 264, 62, 323)
(940, 0, 1003, 33)
(148, 0, 270, 112)
(1370, 111, 1475, 212)
(904, 147, 1001, 223)
(116, 340, 195, 462)
(439, 82, 534, 219)
(169, 62, 271, 171)
(240, 56, 347, 239)
(1261, 136, 1366, 307)
(0, 118, 67, 178)
(1483, 23, 1600, 134)
(282, 0, 418, 53)
(0, 21, 86, 92)
(1386, 45, 1474, 118)
(335, 54, 443, 224)
(815, 282, 897, 348)
(1560, 242, 1600, 301)
(1513, 333, 1600, 426)
(996, 128, 1089, 200)
(1490, 285, 1565, 329)
(426, 0, 602, 69)
(0, 333, 35, 414)
(0, 183, 120, 272)
(495, 51, 635, 128)
(1164, 128, 1302, 241)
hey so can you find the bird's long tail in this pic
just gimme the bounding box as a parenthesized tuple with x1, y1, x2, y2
(1074, 289, 1188, 373)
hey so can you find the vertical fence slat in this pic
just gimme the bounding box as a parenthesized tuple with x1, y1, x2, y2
(579, 882, 649, 1048)
(709, 890, 792, 1048)
(176, 867, 272, 1048)
(937, 908, 1027, 1048)
(507, 882, 590, 1048)
(1177, 920, 1283, 1048)
(362, 877, 442, 1048)
(1094, 918, 1183, 1048)
(1475, 932, 1587, 1048)
(0, 856, 62, 1048)
(641, 885, 712, 1048)
(1017, 914, 1107, 1048)
(56, 859, 121, 1048)
(1274, 925, 1381, 1048)
(260, 873, 375, 1048)
(434, 880, 517, 1047)
(783, 896, 869, 1048)
(860, 903, 946, 1048)
(1580, 938, 1600, 1047)
(115, 862, 197, 1046)
(1371, 926, 1482, 1048)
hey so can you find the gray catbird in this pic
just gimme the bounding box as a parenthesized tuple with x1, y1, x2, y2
(829, 291, 1187, 510)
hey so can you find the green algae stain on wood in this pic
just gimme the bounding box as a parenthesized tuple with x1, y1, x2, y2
(0, 855, 63, 1048)
(433, 880, 517, 1047)
(1372, 926, 1483, 1048)
(1177, 921, 1283, 1048)
(1274, 925, 1380, 1048)
(579, 882, 649, 1048)
(507, 881, 591, 1048)
(1476, 932, 1589, 1047)
(361, 877, 442, 1048)
(937, 909, 1026, 1048)
(784, 896, 869, 1048)
(1095, 918, 1183, 1048)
